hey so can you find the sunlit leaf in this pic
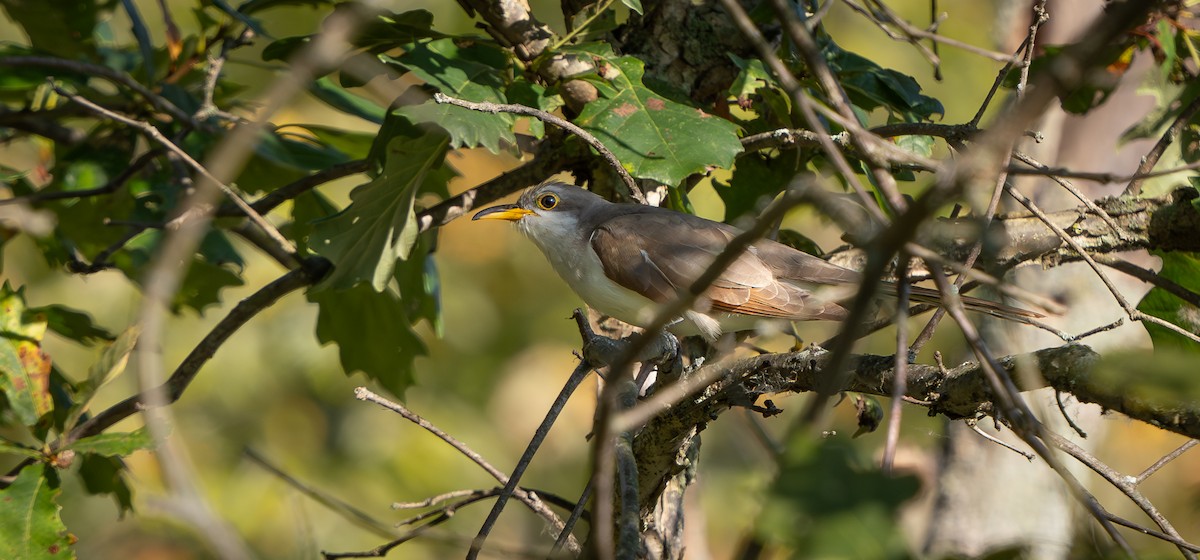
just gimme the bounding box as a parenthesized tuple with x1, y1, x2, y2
(310, 127, 450, 291)
(68, 428, 153, 457)
(1137, 252, 1200, 351)
(85, 327, 139, 391)
(570, 45, 743, 185)
(0, 283, 54, 426)
(391, 39, 516, 152)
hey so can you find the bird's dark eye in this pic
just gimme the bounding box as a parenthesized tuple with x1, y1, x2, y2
(536, 193, 558, 210)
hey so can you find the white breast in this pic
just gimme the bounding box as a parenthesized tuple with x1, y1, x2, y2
(515, 213, 779, 339)
(517, 214, 657, 327)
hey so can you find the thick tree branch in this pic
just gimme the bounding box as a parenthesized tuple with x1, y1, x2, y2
(631, 343, 1200, 515)
(929, 188, 1200, 270)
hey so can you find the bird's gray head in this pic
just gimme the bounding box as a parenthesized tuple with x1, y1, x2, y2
(471, 182, 609, 250)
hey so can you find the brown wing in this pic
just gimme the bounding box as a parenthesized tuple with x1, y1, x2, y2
(588, 210, 849, 321)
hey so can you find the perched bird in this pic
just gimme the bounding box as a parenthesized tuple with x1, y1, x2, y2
(474, 181, 1037, 339)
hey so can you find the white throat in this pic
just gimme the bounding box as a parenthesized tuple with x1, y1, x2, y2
(515, 214, 757, 338)
(516, 214, 661, 329)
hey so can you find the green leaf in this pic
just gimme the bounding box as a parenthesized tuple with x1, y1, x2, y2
(78, 453, 133, 514)
(287, 190, 339, 256)
(28, 305, 114, 346)
(308, 284, 426, 397)
(1014, 45, 1129, 115)
(571, 46, 743, 185)
(392, 39, 516, 152)
(0, 438, 41, 458)
(63, 327, 139, 433)
(311, 127, 451, 291)
(400, 101, 516, 153)
(1137, 252, 1200, 351)
(301, 125, 377, 161)
(262, 35, 310, 62)
(893, 134, 934, 160)
(86, 327, 139, 391)
(506, 81, 559, 139)
(727, 52, 775, 103)
(776, 229, 825, 257)
(0, 0, 97, 60)
(262, 8, 443, 63)
(825, 45, 944, 122)
(0, 283, 54, 426)
(394, 38, 509, 95)
(104, 231, 245, 315)
(619, 0, 643, 15)
(68, 428, 153, 457)
(757, 437, 917, 557)
(715, 153, 796, 222)
(0, 465, 74, 560)
(307, 77, 387, 124)
(395, 232, 442, 337)
(355, 9, 444, 52)
(172, 258, 246, 314)
(255, 129, 351, 172)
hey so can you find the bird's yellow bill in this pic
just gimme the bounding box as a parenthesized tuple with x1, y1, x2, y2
(473, 205, 534, 222)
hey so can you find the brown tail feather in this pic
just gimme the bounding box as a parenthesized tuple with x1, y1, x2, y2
(881, 284, 1046, 322)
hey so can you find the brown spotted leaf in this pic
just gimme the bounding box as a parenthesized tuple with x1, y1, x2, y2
(570, 45, 742, 185)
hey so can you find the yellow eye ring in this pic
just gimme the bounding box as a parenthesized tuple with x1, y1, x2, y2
(536, 193, 558, 210)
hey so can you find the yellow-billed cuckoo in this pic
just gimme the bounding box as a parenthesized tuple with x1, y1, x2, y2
(474, 182, 1037, 339)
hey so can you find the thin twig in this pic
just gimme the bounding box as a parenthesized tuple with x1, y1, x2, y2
(719, 0, 890, 225)
(1006, 158, 1200, 184)
(1005, 182, 1200, 344)
(929, 267, 1136, 555)
(244, 447, 397, 539)
(56, 263, 328, 450)
(843, 0, 1019, 63)
(468, 362, 592, 558)
(1012, 150, 1128, 237)
(1095, 254, 1200, 310)
(217, 159, 371, 217)
(0, 149, 165, 206)
(1134, 439, 1199, 485)
(432, 92, 646, 204)
(768, 0, 907, 213)
(1047, 431, 1197, 559)
(551, 479, 593, 557)
(353, 387, 580, 556)
(0, 55, 198, 126)
(1054, 390, 1088, 439)
(52, 84, 300, 264)
(967, 421, 1035, 461)
(1125, 87, 1200, 196)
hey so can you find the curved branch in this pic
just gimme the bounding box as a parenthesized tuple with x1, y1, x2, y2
(630, 343, 1200, 515)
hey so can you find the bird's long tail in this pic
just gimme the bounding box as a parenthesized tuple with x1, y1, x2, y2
(882, 284, 1046, 323)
